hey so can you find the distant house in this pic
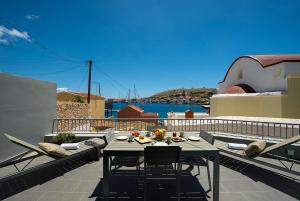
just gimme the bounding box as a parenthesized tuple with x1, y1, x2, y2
(211, 55, 300, 118)
(185, 110, 194, 119)
(118, 105, 158, 124)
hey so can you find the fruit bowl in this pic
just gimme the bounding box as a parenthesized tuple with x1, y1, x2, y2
(153, 128, 167, 140)
(131, 130, 140, 137)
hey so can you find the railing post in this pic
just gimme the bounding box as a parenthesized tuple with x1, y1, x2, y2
(52, 119, 56, 133)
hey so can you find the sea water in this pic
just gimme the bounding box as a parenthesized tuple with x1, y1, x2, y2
(111, 103, 207, 118)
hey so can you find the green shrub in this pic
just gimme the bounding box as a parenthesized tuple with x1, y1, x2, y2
(74, 95, 84, 103)
(54, 132, 76, 144)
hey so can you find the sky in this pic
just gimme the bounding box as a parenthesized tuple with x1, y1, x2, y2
(1, 0, 300, 98)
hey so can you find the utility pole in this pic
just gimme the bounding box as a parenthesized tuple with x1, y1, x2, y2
(87, 60, 92, 104)
(133, 84, 137, 100)
(93, 81, 101, 97)
(128, 89, 131, 104)
(98, 83, 101, 96)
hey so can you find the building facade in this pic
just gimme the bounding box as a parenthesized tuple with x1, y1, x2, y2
(118, 105, 158, 124)
(211, 55, 300, 118)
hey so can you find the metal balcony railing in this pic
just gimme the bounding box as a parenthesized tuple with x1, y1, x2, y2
(52, 118, 300, 139)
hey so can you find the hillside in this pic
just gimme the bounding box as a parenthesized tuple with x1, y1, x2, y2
(142, 88, 217, 105)
(57, 91, 104, 103)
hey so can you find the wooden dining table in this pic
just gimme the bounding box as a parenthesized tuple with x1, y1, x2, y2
(102, 132, 220, 201)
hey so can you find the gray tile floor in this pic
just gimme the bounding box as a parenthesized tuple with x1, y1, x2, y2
(1, 154, 299, 201)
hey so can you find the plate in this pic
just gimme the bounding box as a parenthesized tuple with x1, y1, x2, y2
(153, 142, 168, 146)
(188, 136, 200, 141)
(135, 137, 152, 144)
(116, 136, 128, 141)
(172, 137, 183, 142)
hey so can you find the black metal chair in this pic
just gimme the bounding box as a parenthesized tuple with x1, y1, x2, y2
(181, 130, 214, 191)
(144, 146, 182, 201)
(109, 131, 144, 176)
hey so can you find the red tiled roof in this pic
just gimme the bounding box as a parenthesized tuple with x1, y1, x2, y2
(219, 55, 300, 84)
(249, 55, 300, 67)
(128, 105, 144, 113)
(224, 84, 256, 94)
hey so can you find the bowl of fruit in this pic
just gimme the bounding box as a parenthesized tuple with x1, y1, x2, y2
(131, 130, 140, 137)
(153, 128, 167, 141)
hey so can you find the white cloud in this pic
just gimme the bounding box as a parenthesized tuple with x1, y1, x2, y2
(0, 38, 8, 44)
(0, 25, 31, 44)
(26, 14, 40, 20)
(57, 87, 69, 92)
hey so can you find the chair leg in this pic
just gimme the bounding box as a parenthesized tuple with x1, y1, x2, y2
(177, 164, 182, 201)
(144, 180, 147, 201)
(136, 164, 140, 184)
(144, 165, 147, 201)
(207, 162, 212, 191)
(176, 164, 182, 201)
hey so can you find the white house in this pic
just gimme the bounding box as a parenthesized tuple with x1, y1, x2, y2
(218, 55, 300, 94)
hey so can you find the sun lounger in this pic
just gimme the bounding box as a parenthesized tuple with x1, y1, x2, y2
(0, 133, 106, 173)
(200, 131, 300, 176)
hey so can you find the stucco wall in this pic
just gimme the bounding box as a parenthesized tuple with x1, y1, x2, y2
(118, 108, 141, 118)
(219, 57, 287, 93)
(211, 95, 283, 117)
(0, 73, 56, 162)
(90, 99, 105, 118)
(282, 74, 300, 119)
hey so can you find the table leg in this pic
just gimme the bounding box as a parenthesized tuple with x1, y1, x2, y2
(213, 152, 220, 201)
(103, 152, 109, 201)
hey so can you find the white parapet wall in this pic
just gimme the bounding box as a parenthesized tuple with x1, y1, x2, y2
(167, 112, 209, 119)
(0, 73, 57, 162)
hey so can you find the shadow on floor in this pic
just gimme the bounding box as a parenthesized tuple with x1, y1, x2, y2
(89, 169, 209, 201)
(0, 151, 97, 200)
(219, 155, 300, 200)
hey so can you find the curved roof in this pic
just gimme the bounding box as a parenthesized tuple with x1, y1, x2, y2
(249, 55, 300, 67)
(219, 55, 300, 84)
(224, 84, 256, 94)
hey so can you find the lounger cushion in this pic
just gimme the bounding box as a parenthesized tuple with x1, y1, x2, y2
(38, 142, 68, 157)
(245, 140, 266, 157)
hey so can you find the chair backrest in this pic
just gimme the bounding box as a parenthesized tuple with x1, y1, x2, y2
(104, 129, 115, 144)
(2, 133, 49, 155)
(144, 146, 181, 165)
(199, 130, 215, 145)
(259, 134, 300, 156)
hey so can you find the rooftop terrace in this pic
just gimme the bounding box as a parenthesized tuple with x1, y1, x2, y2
(1, 133, 299, 201)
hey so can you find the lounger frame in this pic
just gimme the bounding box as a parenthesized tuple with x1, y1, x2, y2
(0, 133, 106, 181)
(204, 132, 300, 177)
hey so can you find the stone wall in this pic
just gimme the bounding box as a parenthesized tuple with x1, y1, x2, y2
(57, 101, 89, 118)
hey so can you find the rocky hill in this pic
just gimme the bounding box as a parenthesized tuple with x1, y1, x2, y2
(142, 88, 217, 105)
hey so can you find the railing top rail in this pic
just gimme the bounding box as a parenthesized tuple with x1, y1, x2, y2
(52, 118, 300, 126)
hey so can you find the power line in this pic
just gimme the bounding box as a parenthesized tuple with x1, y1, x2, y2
(97, 73, 127, 98)
(77, 68, 88, 92)
(30, 65, 85, 76)
(93, 63, 128, 91)
(93, 63, 129, 98)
